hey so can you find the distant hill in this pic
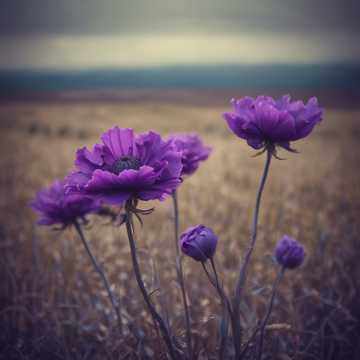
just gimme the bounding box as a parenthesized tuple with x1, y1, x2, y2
(0, 63, 359, 94)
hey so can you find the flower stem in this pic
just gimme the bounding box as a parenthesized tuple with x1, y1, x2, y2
(209, 258, 233, 317)
(257, 266, 285, 360)
(73, 220, 123, 334)
(207, 259, 233, 358)
(172, 191, 193, 359)
(124, 210, 179, 360)
(232, 149, 272, 359)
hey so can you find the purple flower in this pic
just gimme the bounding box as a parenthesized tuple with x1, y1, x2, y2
(223, 95, 323, 153)
(180, 225, 218, 262)
(31, 180, 99, 227)
(67, 127, 183, 206)
(275, 235, 305, 269)
(168, 133, 211, 176)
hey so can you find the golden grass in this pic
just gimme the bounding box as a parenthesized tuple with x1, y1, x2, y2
(0, 100, 359, 359)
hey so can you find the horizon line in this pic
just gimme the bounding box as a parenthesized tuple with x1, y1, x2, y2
(1, 61, 359, 73)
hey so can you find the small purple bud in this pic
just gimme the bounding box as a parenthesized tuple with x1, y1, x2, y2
(275, 235, 305, 269)
(180, 225, 218, 262)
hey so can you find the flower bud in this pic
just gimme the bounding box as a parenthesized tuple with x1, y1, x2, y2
(180, 225, 218, 262)
(275, 235, 305, 269)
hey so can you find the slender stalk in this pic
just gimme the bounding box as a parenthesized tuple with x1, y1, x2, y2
(209, 259, 233, 317)
(232, 149, 272, 359)
(201, 261, 233, 323)
(257, 266, 285, 360)
(239, 321, 261, 358)
(208, 259, 233, 359)
(124, 210, 179, 360)
(172, 191, 193, 359)
(73, 220, 123, 334)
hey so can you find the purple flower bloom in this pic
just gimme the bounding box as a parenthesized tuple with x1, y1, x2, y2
(180, 225, 218, 262)
(223, 95, 323, 152)
(168, 133, 211, 176)
(31, 180, 99, 227)
(275, 235, 305, 269)
(67, 127, 183, 205)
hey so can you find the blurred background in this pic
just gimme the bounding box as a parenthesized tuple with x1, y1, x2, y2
(0, 0, 359, 101)
(0, 1, 360, 359)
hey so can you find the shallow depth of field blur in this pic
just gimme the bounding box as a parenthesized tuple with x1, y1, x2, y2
(0, 90, 359, 359)
(1, 0, 360, 359)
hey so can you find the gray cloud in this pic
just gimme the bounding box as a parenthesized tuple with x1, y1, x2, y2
(1, 0, 359, 35)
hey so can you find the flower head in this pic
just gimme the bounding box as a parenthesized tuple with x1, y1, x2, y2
(275, 235, 305, 269)
(180, 225, 218, 262)
(31, 180, 99, 227)
(168, 133, 211, 176)
(223, 95, 323, 154)
(67, 127, 183, 206)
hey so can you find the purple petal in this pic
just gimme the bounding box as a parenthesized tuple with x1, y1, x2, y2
(75, 145, 104, 174)
(101, 127, 136, 160)
(246, 137, 264, 149)
(223, 112, 248, 139)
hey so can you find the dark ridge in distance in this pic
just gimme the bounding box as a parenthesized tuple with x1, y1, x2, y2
(0, 63, 359, 108)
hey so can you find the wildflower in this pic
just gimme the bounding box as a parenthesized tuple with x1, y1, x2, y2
(180, 225, 218, 262)
(275, 235, 305, 269)
(168, 133, 211, 176)
(67, 127, 183, 206)
(223, 95, 323, 155)
(31, 179, 99, 227)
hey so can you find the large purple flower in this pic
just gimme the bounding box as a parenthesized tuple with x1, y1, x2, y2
(223, 95, 323, 153)
(31, 180, 99, 227)
(168, 133, 211, 176)
(66, 127, 183, 205)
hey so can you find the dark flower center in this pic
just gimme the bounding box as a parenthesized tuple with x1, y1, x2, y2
(112, 156, 141, 174)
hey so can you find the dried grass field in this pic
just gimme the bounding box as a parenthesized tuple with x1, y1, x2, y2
(0, 94, 359, 359)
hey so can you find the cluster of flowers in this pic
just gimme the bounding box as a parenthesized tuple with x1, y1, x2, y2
(32, 129, 211, 223)
(31, 95, 322, 359)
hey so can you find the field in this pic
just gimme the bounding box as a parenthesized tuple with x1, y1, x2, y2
(0, 91, 359, 359)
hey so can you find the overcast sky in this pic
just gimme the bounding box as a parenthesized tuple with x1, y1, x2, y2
(0, 0, 359, 69)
